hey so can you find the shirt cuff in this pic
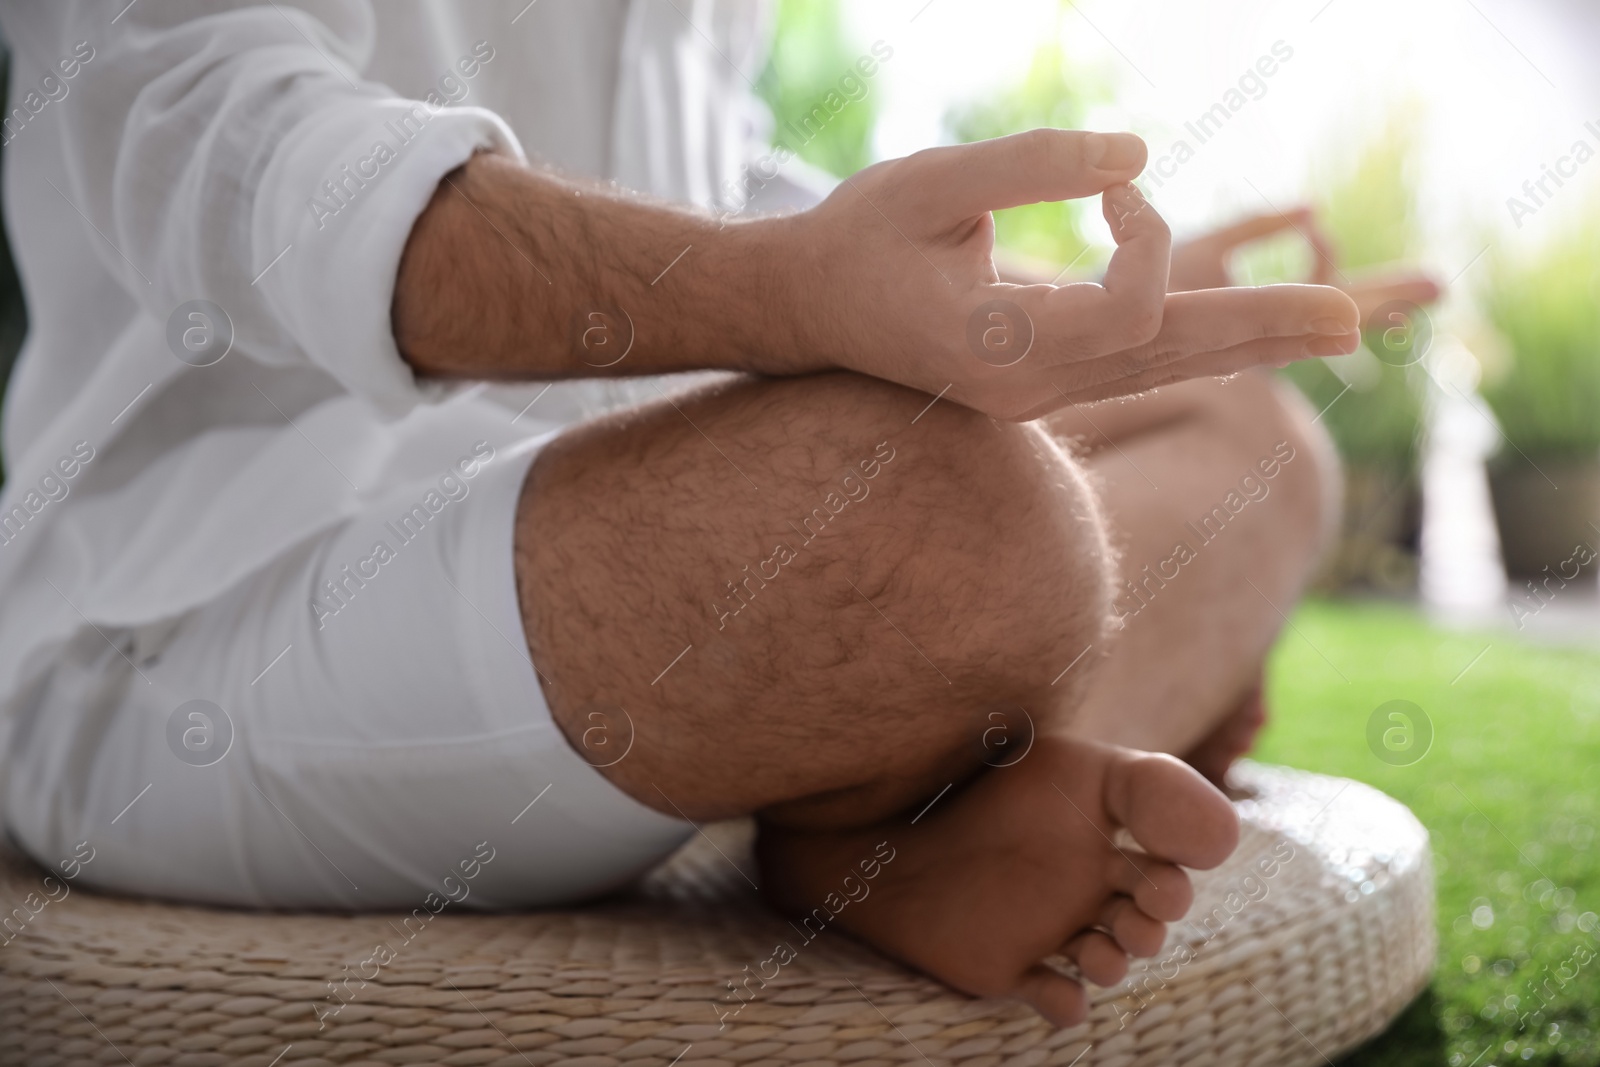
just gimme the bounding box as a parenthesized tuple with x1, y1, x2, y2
(253, 98, 526, 418)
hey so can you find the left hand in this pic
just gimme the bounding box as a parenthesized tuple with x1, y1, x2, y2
(1168, 207, 1442, 325)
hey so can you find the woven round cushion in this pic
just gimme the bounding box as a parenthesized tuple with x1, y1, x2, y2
(0, 761, 1434, 1067)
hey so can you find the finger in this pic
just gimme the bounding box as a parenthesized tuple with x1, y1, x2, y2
(1052, 331, 1358, 409)
(1005, 321, 1358, 421)
(1063, 930, 1129, 987)
(906, 129, 1147, 220)
(1137, 284, 1358, 365)
(1000, 283, 1358, 421)
(1097, 182, 1171, 317)
(1260, 206, 1340, 285)
(1018, 185, 1170, 355)
(1013, 964, 1088, 1028)
(1032, 282, 1354, 385)
(1098, 896, 1169, 958)
(1194, 206, 1341, 283)
(1203, 206, 1316, 252)
(1348, 273, 1444, 322)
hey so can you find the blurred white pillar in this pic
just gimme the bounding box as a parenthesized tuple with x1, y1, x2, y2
(1419, 336, 1508, 621)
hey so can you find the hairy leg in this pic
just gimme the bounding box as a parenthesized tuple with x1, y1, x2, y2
(513, 371, 1237, 1023)
(1042, 371, 1338, 766)
(517, 370, 1114, 824)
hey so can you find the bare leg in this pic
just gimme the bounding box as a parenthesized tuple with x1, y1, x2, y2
(516, 371, 1112, 825)
(514, 371, 1238, 1024)
(1042, 371, 1338, 767)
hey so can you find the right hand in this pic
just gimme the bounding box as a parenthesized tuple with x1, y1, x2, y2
(786, 129, 1361, 421)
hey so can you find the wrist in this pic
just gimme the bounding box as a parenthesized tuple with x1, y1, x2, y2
(729, 212, 835, 377)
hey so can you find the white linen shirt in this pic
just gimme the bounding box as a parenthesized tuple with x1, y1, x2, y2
(0, 0, 811, 763)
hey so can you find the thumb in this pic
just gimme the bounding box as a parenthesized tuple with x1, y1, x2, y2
(903, 129, 1147, 221)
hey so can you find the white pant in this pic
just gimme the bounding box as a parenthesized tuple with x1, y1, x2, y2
(2, 439, 691, 910)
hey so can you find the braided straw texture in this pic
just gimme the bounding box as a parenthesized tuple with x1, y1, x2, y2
(0, 762, 1433, 1067)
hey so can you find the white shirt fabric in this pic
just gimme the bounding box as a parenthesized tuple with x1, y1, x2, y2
(0, 0, 824, 774)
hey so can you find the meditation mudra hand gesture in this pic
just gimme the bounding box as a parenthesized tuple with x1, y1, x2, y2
(799, 130, 1364, 418)
(1168, 204, 1443, 321)
(390, 128, 1359, 1029)
(398, 128, 1362, 411)
(7, 0, 1430, 1037)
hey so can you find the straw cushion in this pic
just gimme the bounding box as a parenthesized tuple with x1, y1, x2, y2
(0, 761, 1434, 1067)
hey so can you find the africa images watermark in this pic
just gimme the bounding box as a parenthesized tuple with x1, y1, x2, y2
(1505, 118, 1600, 228)
(307, 41, 497, 230)
(1, 40, 95, 147)
(0, 841, 97, 948)
(1500, 880, 1598, 1037)
(1142, 40, 1295, 192)
(1508, 538, 1596, 631)
(711, 441, 898, 630)
(1367, 699, 1433, 766)
(1113, 440, 1298, 621)
(713, 840, 897, 1029)
(311, 441, 497, 630)
(313, 839, 498, 1030)
(1458, 875, 1599, 1040)
(0, 441, 96, 550)
(717, 40, 895, 216)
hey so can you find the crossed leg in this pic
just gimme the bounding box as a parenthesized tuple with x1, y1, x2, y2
(512, 368, 1332, 1023)
(1046, 372, 1338, 769)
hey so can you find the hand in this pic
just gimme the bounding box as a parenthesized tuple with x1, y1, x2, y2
(1168, 207, 1442, 326)
(788, 130, 1361, 421)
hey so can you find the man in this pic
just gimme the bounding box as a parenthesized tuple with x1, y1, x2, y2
(0, 0, 1432, 1026)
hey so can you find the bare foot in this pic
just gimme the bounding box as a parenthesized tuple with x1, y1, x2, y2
(756, 735, 1239, 1026)
(1184, 683, 1268, 788)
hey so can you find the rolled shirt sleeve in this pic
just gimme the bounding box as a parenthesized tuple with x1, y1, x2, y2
(53, 0, 524, 416)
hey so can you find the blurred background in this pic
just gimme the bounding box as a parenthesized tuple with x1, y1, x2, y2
(755, 0, 1600, 614)
(758, 2, 1600, 1064)
(1, 1, 1597, 1063)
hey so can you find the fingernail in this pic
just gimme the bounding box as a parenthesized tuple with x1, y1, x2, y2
(1308, 317, 1351, 335)
(1306, 336, 1355, 357)
(1085, 132, 1144, 171)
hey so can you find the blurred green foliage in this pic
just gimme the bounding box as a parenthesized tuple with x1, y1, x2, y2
(1479, 204, 1600, 459)
(756, 0, 1433, 480)
(755, 0, 882, 179)
(1271, 111, 1427, 475)
(945, 26, 1106, 271)
(1319, 112, 1423, 271)
(757, 0, 1108, 278)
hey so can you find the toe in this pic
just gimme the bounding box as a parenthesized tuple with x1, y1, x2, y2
(1105, 750, 1241, 869)
(1109, 853, 1194, 922)
(1098, 895, 1168, 958)
(1063, 930, 1129, 987)
(1013, 965, 1087, 1028)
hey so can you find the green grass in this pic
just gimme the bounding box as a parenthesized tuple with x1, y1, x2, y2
(1260, 599, 1600, 1066)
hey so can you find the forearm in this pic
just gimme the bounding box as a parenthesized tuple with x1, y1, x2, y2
(394, 131, 1356, 419)
(394, 152, 821, 381)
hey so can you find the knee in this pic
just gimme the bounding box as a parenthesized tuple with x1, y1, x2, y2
(1259, 375, 1343, 559)
(755, 380, 1116, 825)
(850, 387, 1115, 705)
(1205, 372, 1342, 560)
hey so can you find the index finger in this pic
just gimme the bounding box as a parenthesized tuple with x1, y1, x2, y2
(1205, 208, 1312, 250)
(905, 129, 1149, 222)
(1205, 207, 1340, 284)
(1348, 272, 1444, 322)
(1095, 182, 1171, 324)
